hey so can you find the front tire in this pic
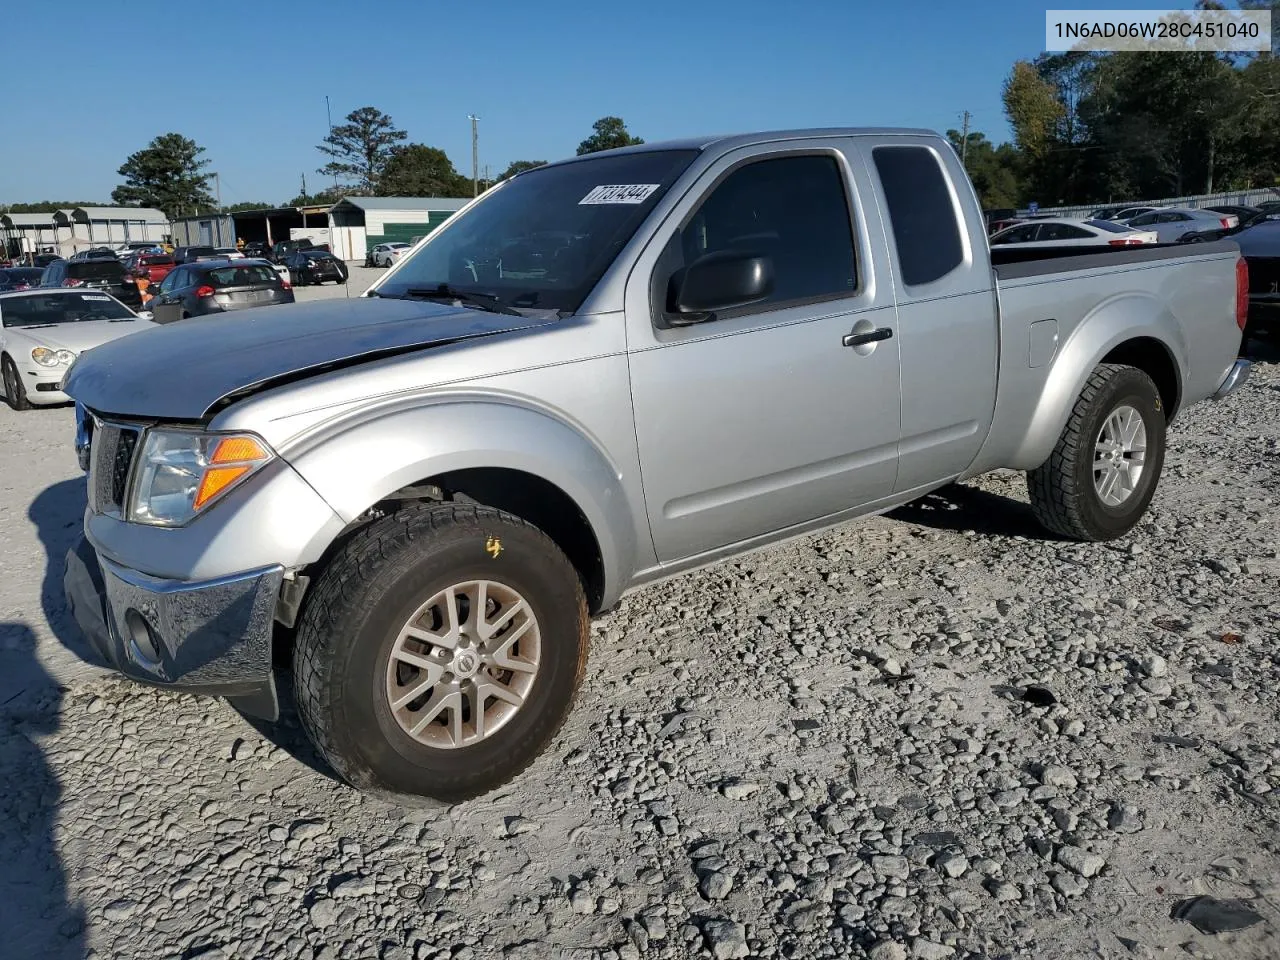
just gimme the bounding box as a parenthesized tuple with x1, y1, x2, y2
(2, 356, 32, 410)
(293, 502, 589, 802)
(1028, 363, 1166, 541)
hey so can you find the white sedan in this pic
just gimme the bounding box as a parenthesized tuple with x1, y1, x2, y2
(989, 217, 1158, 249)
(1122, 207, 1239, 244)
(371, 242, 411, 267)
(0, 289, 156, 410)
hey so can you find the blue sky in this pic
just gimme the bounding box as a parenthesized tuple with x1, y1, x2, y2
(3, 0, 1196, 205)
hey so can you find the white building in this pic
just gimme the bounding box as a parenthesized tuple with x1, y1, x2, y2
(328, 197, 471, 262)
(2, 206, 169, 259)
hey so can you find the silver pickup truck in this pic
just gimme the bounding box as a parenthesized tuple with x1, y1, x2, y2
(62, 128, 1251, 802)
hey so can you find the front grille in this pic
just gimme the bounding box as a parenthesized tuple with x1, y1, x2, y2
(88, 422, 141, 516)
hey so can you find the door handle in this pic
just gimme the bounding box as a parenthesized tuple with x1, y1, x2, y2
(843, 326, 894, 348)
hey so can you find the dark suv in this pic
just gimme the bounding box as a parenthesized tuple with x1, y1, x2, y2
(39, 256, 142, 309)
(148, 258, 294, 324)
(285, 249, 349, 285)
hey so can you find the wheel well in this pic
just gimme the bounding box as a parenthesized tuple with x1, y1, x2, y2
(1100, 337, 1181, 419)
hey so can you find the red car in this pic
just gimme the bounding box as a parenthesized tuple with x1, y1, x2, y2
(126, 253, 176, 284)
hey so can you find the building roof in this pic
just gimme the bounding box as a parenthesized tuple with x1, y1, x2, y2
(330, 196, 471, 213)
(0, 213, 58, 227)
(71, 206, 167, 222)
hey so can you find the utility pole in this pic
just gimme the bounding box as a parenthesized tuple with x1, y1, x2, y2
(215, 172, 222, 211)
(301, 172, 308, 202)
(959, 110, 972, 170)
(326, 96, 339, 193)
(468, 114, 480, 198)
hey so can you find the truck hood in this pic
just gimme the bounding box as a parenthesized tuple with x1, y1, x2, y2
(63, 297, 556, 420)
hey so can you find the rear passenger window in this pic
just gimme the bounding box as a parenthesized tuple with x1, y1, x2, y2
(872, 146, 964, 286)
(677, 154, 856, 310)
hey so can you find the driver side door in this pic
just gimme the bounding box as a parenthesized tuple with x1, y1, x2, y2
(624, 142, 902, 563)
(150, 267, 185, 324)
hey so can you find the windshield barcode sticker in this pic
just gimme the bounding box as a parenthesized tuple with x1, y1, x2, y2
(81, 294, 111, 301)
(579, 184, 660, 205)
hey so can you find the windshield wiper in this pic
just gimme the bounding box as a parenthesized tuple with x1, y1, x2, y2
(20, 323, 56, 330)
(403, 284, 522, 317)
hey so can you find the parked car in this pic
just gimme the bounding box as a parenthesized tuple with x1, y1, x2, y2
(271, 239, 322, 263)
(1124, 207, 1238, 243)
(69, 247, 119, 262)
(214, 247, 246, 260)
(1179, 207, 1278, 244)
(1256, 200, 1280, 215)
(370, 242, 411, 267)
(39, 256, 142, 309)
(0, 289, 155, 409)
(1204, 204, 1261, 222)
(147, 258, 294, 324)
(1236, 218, 1280, 343)
(31, 253, 62, 268)
(242, 241, 272, 259)
(62, 127, 1251, 803)
(990, 217, 1157, 248)
(1089, 204, 1138, 221)
(286, 249, 349, 285)
(0, 267, 45, 292)
(124, 253, 176, 284)
(172, 245, 218, 264)
(1112, 206, 1163, 223)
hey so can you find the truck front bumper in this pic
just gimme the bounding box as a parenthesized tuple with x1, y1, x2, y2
(64, 534, 283, 720)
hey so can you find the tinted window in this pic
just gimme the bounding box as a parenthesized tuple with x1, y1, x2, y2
(993, 224, 1037, 244)
(68, 260, 124, 281)
(380, 149, 698, 312)
(206, 265, 278, 287)
(1039, 223, 1092, 241)
(0, 292, 133, 326)
(873, 146, 964, 285)
(1085, 219, 1131, 233)
(1162, 212, 1191, 222)
(1128, 213, 1158, 226)
(676, 154, 856, 308)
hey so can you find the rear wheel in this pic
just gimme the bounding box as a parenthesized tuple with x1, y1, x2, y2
(1028, 363, 1166, 541)
(293, 502, 590, 802)
(2, 356, 32, 411)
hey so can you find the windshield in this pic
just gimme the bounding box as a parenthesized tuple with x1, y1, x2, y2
(1, 292, 133, 326)
(377, 149, 699, 312)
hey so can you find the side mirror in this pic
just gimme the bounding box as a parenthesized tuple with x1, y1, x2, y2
(668, 250, 773, 322)
(136, 311, 154, 320)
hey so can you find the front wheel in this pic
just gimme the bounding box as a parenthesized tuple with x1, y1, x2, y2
(293, 502, 589, 802)
(1027, 363, 1167, 541)
(2, 356, 32, 410)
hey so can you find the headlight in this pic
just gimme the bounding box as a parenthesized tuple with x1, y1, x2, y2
(127, 429, 273, 526)
(32, 346, 76, 367)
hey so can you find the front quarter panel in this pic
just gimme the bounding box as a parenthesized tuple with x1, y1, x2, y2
(283, 388, 643, 611)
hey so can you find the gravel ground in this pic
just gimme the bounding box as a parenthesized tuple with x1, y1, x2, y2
(1, 309, 1277, 960)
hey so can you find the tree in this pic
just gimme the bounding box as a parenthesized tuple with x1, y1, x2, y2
(285, 187, 345, 207)
(318, 106, 408, 193)
(377, 144, 469, 197)
(576, 117, 644, 155)
(224, 201, 276, 212)
(111, 133, 215, 219)
(499, 160, 547, 180)
(946, 130, 1022, 207)
(1002, 62, 1066, 161)
(0, 201, 105, 214)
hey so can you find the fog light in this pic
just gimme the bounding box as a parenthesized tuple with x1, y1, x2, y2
(124, 608, 162, 665)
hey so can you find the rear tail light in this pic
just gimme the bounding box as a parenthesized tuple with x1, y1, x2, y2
(64, 278, 84, 287)
(195, 284, 215, 298)
(280, 279, 291, 290)
(1221, 218, 1231, 230)
(1236, 257, 1248, 331)
(1108, 238, 1144, 246)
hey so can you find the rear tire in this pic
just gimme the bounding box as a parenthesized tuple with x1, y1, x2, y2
(2, 356, 32, 410)
(1027, 363, 1166, 541)
(292, 502, 589, 802)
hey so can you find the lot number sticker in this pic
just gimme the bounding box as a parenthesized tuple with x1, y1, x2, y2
(579, 184, 660, 205)
(82, 294, 111, 301)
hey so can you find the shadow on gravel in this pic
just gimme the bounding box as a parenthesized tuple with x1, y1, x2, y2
(888, 482, 1062, 541)
(29, 477, 106, 669)
(1242, 336, 1280, 365)
(0, 622, 86, 959)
